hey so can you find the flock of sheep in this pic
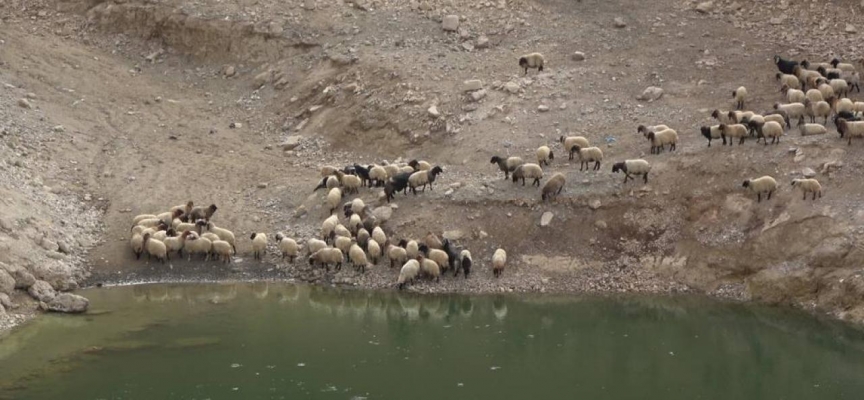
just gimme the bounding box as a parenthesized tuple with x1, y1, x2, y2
(125, 52, 859, 289)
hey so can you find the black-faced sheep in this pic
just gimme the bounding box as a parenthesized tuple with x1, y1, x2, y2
(408, 166, 443, 194)
(742, 176, 777, 203)
(518, 53, 545, 75)
(511, 163, 544, 186)
(490, 156, 524, 179)
(700, 125, 726, 147)
(774, 55, 799, 75)
(541, 173, 565, 201)
(791, 178, 822, 200)
(611, 160, 651, 184)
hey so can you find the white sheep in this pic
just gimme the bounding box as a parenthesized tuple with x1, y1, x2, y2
(637, 125, 670, 136)
(571, 146, 604, 170)
(349, 243, 371, 273)
(425, 248, 450, 274)
(326, 187, 342, 214)
(758, 121, 783, 145)
(143, 233, 167, 263)
(387, 244, 408, 269)
(490, 156, 524, 179)
(711, 109, 735, 125)
(350, 197, 366, 217)
(729, 110, 755, 124)
(817, 82, 835, 101)
(405, 240, 419, 259)
(799, 122, 827, 136)
(791, 178, 822, 200)
(372, 227, 387, 247)
(397, 259, 421, 289)
(518, 53, 545, 75)
(830, 79, 849, 98)
(408, 166, 444, 194)
(339, 173, 362, 194)
(307, 238, 328, 256)
(130, 233, 144, 259)
(492, 248, 507, 278)
(335, 236, 353, 254)
(321, 215, 338, 242)
(274, 233, 299, 263)
(742, 176, 777, 203)
(776, 73, 801, 89)
(212, 240, 234, 263)
(309, 248, 344, 271)
(536, 145, 554, 166)
(805, 89, 824, 103)
(559, 136, 591, 159)
(834, 97, 854, 115)
(348, 214, 362, 235)
(132, 214, 158, 225)
(700, 125, 725, 147)
(763, 114, 787, 129)
(250, 233, 267, 261)
(320, 166, 338, 177)
(646, 129, 679, 153)
(458, 250, 473, 278)
(368, 165, 388, 186)
(831, 58, 856, 72)
(164, 231, 188, 257)
(419, 257, 441, 282)
(334, 224, 351, 239)
(781, 85, 806, 104)
(184, 234, 212, 261)
(541, 173, 566, 201)
(732, 86, 747, 110)
(804, 98, 831, 124)
(367, 240, 381, 265)
(836, 118, 864, 145)
(611, 160, 651, 184)
(409, 160, 432, 171)
(774, 102, 806, 125)
(205, 222, 237, 253)
(512, 163, 544, 186)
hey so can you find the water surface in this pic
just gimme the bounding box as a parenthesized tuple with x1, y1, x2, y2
(2, 282, 864, 399)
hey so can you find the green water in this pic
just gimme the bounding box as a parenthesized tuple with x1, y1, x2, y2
(2, 283, 864, 399)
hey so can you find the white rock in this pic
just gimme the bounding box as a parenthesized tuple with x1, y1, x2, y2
(281, 136, 302, 150)
(224, 65, 236, 77)
(846, 24, 857, 33)
(638, 86, 664, 101)
(17, 98, 32, 109)
(802, 167, 816, 178)
(613, 17, 627, 28)
(442, 15, 460, 31)
(504, 82, 520, 94)
(540, 212, 553, 227)
(695, 1, 713, 13)
(571, 51, 586, 61)
(427, 105, 440, 118)
(463, 79, 483, 92)
(470, 90, 487, 102)
(538, 105, 550, 112)
(476, 35, 490, 49)
(589, 199, 602, 210)
(443, 230, 465, 240)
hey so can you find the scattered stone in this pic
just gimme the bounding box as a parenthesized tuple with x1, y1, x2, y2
(52, 125, 65, 133)
(476, 35, 490, 49)
(595, 220, 608, 229)
(294, 205, 308, 218)
(637, 86, 664, 101)
(28, 280, 56, 302)
(540, 212, 553, 227)
(769, 17, 783, 25)
(695, 1, 713, 13)
(504, 82, 520, 93)
(613, 17, 627, 28)
(224, 65, 236, 77)
(25, 92, 37, 99)
(372, 206, 393, 222)
(17, 98, 32, 109)
(442, 15, 460, 31)
(463, 79, 483, 92)
(0, 270, 14, 295)
(846, 24, 857, 33)
(443, 230, 465, 240)
(470, 90, 487, 102)
(44, 293, 89, 313)
(589, 199, 602, 210)
(40, 238, 58, 252)
(427, 105, 440, 118)
(571, 51, 586, 61)
(6, 266, 35, 289)
(462, 42, 474, 52)
(229, 122, 242, 129)
(538, 105, 550, 112)
(281, 135, 302, 150)
(802, 167, 816, 178)
(257, 183, 268, 189)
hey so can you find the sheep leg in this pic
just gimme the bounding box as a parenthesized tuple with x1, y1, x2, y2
(533, 178, 540, 186)
(767, 190, 773, 200)
(643, 173, 648, 184)
(623, 174, 630, 184)
(812, 192, 817, 200)
(802, 193, 807, 200)
(521, 177, 526, 186)
(594, 161, 600, 170)
(739, 137, 745, 145)
(757, 193, 762, 203)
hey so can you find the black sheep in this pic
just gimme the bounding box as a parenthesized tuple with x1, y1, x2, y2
(700, 126, 726, 147)
(774, 55, 798, 75)
(384, 172, 412, 202)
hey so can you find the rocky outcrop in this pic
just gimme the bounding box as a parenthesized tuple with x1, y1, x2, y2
(28, 280, 57, 303)
(43, 293, 89, 314)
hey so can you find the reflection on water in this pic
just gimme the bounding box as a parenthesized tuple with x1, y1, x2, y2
(2, 282, 864, 400)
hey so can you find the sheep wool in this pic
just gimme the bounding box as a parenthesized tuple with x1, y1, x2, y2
(492, 248, 507, 278)
(536, 146, 554, 166)
(559, 136, 591, 160)
(758, 121, 783, 145)
(130, 233, 144, 259)
(426, 249, 450, 273)
(349, 243, 371, 273)
(646, 129, 678, 154)
(490, 156, 525, 179)
(836, 118, 864, 145)
(409, 160, 432, 171)
(774, 102, 806, 123)
(250, 233, 267, 261)
(274, 233, 299, 263)
(206, 222, 237, 253)
(143, 233, 167, 264)
(397, 259, 421, 289)
(212, 240, 234, 263)
(805, 89, 823, 103)
(541, 173, 566, 201)
(733, 86, 747, 110)
(419, 257, 441, 282)
(184, 235, 212, 261)
(791, 178, 822, 200)
(518, 53, 545, 75)
(776, 73, 801, 90)
(799, 122, 827, 136)
(512, 163, 544, 186)
(406, 240, 419, 259)
(326, 188, 343, 214)
(782, 85, 806, 104)
(307, 238, 328, 256)
(372, 226, 387, 247)
(335, 236, 353, 254)
(572, 146, 604, 171)
(700, 125, 726, 147)
(309, 248, 344, 271)
(611, 159, 651, 184)
(367, 240, 381, 265)
(387, 244, 408, 269)
(742, 176, 777, 203)
(458, 250, 473, 278)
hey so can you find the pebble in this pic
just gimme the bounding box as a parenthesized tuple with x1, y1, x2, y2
(463, 79, 483, 92)
(470, 90, 487, 102)
(224, 65, 236, 77)
(589, 199, 602, 210)
(229, 122, 242, 129)
(540, 212, 553, 227)
(695, 1, 713, 13)
(281, 135, 302, 150)
(638, 86, 664, 102)
(476, 36, 490, 49)
(846, 24, 857, 33)
(257, 183, 268, 189)
(802, 167, 816, 178)
(571, 51, 585, 61)
(17, 99, 32, 109)
(538, 105, 550, 112)
(442, 15, 460, 31)
(613, 17, 627, 28)
(427, 105, 440, 118)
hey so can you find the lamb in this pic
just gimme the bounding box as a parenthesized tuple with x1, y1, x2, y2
(804, 98, 831, 124)
(458, 249, 472, 279)
(188, 204, 218, 223)
(387, 244, 408, 269)
(774, 55, 799, 75)
(419, 257, 441, 282)
(831, 58, 856, 72)
(408, 160, 432, 171)
(408, 166, 444, 194)
(611, 159, 651, 184)
(306, 239, 328, 258)
(349, 243, 371, 273)
(637, 125, 669, 136)
(836, 118, 864, 145)
(791, 178, 822, 200)
(184, 234, 212, 261)
(142, 233, 167, 263)
(490, 156, 524, 179)
(536, 146, 554, 166)
(758, 121, 783, 145)
(250, 233, 267, 261)
(130, 233, 144, 259)
(205, 222, 237, 253)
(718, 124, 748, 145)
(541, 173, 566, 201)
(325, 188, 342, 215)
(511, 163, 544, 186)
(798, 121, 827, 136)
(700, 125, 726, 147)
(321, 214, 338, 242)
(212, 240, 234, 263)
(274, 233, 299, 262)
(774, 102, 806, 124)
(742, 176, 777, 203)
(559, 136, 591, 159)
(367, 239, 381, 265)
(397, 259, 421, 289)
(518, 53, 545, 75)
(309, 248, 344, 271)
(646, 129, 679, 154)
(781, 85, 806, 104)
(732, 86, 747, 110)
(492, 248, 507, 278)
(371, 226, 387, 247)
(776, 73, 801, 89)
(368, 165, 388, 187)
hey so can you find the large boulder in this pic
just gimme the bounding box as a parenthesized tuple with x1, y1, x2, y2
(28, 280, 57, 302)
(44, 293, 89, 314)
(0, 270, 13, 295)
(1, 264, 36, 289)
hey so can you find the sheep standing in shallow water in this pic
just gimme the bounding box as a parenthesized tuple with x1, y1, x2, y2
(792, 178, 822, 200)
(518, 53, 545, 75)
(611, 160, 651, 184)
(742, 176, 777, 203)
